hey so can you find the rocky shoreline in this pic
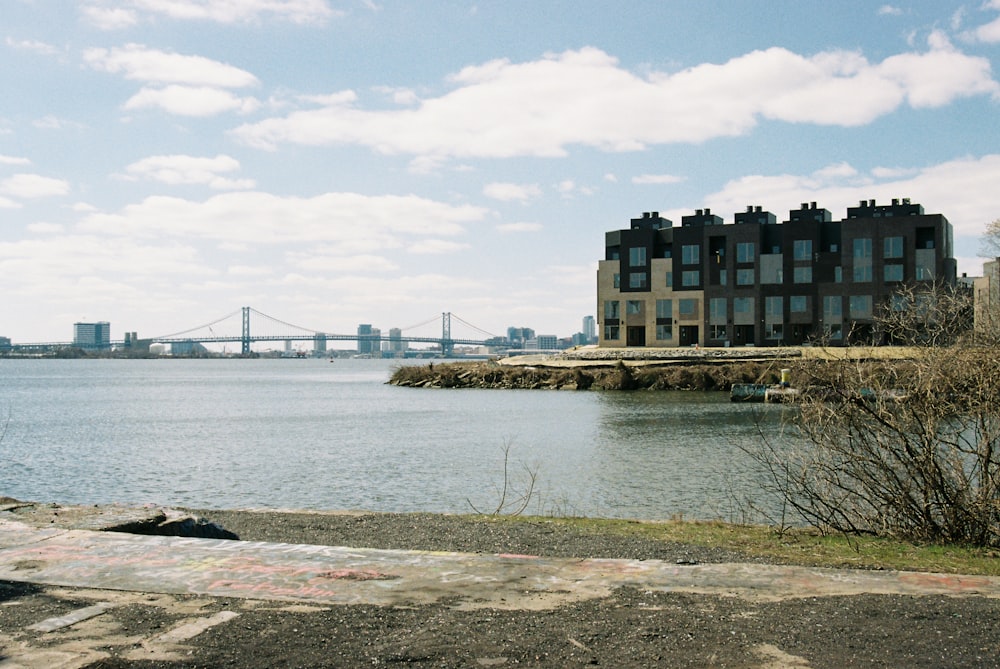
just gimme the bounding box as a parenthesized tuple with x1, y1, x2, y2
(389, 353, 793, 391)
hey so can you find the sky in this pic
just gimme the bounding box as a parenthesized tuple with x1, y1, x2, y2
(3, 0, 1000, 345)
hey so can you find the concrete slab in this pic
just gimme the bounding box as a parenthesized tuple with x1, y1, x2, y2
(1, 519, 999, 610)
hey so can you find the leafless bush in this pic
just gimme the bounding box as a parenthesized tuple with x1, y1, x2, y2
(467, 441, 539, 516)
(744, 285, 1000, 546)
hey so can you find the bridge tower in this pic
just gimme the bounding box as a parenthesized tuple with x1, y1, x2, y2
(241, 306, 251, 356)
(441, 312, 453, 357)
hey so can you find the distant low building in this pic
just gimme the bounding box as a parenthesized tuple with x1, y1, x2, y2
(73, 321, 111, 350)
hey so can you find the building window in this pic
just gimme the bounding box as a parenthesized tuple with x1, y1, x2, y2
(884, 264, 904, 282)
(682, 270, 700, 286)
(793, 239, 812, 261)
(655, 299, 672, 319)
(853, 238, 872, 259)
(853, 237, 873, 282)
(626, 300, 643, 315)
(718, 269, 727, 286)
(679, 299, 697, 317)
(734, 297, 752, 315)
(709, 325, 727, 339)
(665, 272, 673, 287)
(822, 296, 842, 319)
(834, 266, 843, 283)
(682, 244, 700, 265)
(826, 323, 843, 340)
(629, 272, 647, 289)
(765, 324, 783, 340)
(884, 236, 903, 259)
(613, 273, 620, 288)
(656, 324, 673, 340)
(765, 296, 783, 319)
(709, 297, 726, 323)
(604, 325, 620, 340)
(629, 247, 647, 267)
(736, 268, 755, 286)
(604, 300, 620, 319)
(850, 295, 873, 319)
(793, 266, 812, 283)
(790, 295, 807, 313)
(736, 242, 755, 263)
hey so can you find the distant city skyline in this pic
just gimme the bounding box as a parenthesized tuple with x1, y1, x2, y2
(3, 2, 1000, 342)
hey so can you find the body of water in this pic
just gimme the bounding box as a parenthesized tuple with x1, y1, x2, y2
(0, 358, 784, 520)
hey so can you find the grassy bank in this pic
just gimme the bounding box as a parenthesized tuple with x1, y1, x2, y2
(485, 515, 1000, 576)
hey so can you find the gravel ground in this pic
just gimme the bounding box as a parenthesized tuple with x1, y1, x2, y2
(3, 510, 1000, 668)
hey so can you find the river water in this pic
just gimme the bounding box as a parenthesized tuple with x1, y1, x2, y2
(0, 358, 786, 520)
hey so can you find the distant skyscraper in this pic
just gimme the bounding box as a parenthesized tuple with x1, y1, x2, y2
(357, 324, 382, 355)
(388, 327, 407, 353)
(73, 321, 111, 350)
(506, 327, 535, 348)
(582, 315, 596, 342)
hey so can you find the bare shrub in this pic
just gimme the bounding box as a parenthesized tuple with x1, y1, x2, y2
(744, 284, 1000, 546)
(467, 442, 539, 516)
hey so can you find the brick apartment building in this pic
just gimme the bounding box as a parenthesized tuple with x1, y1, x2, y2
(597, 198, 956, 348)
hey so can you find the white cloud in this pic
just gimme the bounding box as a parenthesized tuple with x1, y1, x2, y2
(813, 162, 858, 179)
(232, 41, 999, 158)
(878, 5, 902, 16)
(968, 13, 1000, 43)
(5, 37, 59, 55)
(33, 115, 83, 130)
(632, 173, 684, 185)
(227, 265, 274, 277)
(0, 236, 210, 286)
(77, 191, 488, 245)
(604, 173, 618, 183)
(408, 240, 469, 254)
(83, 44, 260, 88)
(124, 85, 261, 116)
(123, 154, 255, 189)
(0, 173, 70, 199)
(81, 0, 338, 26)
(286, 251, 398, 273)
(496, 222, 542, 233)
(482, 182, 542, 202)
(81, 6, 139, 29)
(26, 222, 65, 234)
(699, 154, 1000, 240)
(0, 154, 31, 166)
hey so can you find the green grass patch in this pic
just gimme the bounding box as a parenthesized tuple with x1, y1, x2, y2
(470, 515, 1000, 576)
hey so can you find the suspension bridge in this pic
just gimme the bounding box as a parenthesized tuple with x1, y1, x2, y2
(5, 307, 502, 357)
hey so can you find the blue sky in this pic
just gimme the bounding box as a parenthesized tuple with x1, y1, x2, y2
(3, 0, 1000, 344)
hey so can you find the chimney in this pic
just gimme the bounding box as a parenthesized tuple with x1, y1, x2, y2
(696, 209, 703, 216)
(705, 207, 711, 215)
(801, 202, 808, 209)
(756, 206, 762, 212)
(869, 199, 875, 207)
(652, 211, 659, 218)
(810, 202, 817, 209)
(746, 205, 753, 212)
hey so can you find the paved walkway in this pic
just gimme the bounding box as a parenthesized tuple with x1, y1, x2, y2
(2, 518, 999, 611)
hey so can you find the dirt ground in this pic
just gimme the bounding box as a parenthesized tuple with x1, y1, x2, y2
(2, 510, 999, 668)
